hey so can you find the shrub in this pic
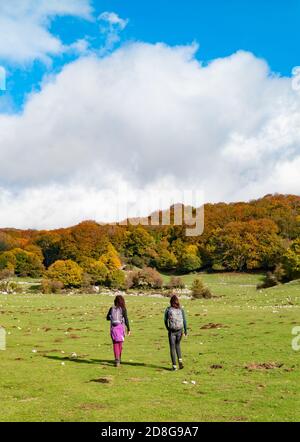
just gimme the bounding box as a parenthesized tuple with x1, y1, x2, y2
(257, 272, 279, 290)
(0, 280, 22, 294)
(165, 276, 185, 289)
(130, 255, 144, 268)
(0, 268, 14, 280)
(41, 279, 64, 294)
(126, 267, 163, 289)
(47, 260, 83, 287)
(191, 278, 212, 299)
(211, 263, 226, 272)
(80, 257, 109, 285)
(107, 269, 126, 290)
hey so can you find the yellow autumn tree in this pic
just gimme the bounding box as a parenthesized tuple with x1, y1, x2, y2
(99, 243, 122, 272)
(47, 259, 83, 287)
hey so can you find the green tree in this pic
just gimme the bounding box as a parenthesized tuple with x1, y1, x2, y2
(177, 245, 202, 273)
(11, 248, 45, 277)
(0, 251, 16, 272)
(282, 239, 300, 281)
(156, 249, 178, 271)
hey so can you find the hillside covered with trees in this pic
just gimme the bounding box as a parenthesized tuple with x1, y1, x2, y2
(0, 194, 299, 290)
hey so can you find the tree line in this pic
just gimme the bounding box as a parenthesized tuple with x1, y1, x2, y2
(0, 194, 299, 289)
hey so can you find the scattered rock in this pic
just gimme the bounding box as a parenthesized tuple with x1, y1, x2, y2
(210, 364, 223, 369)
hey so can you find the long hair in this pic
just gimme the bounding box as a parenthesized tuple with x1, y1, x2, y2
(114, 294, 126, 310)
(170, 294, 180, 309)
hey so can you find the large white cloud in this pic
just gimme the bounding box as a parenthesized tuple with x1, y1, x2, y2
(0, 0, 92, 63)
(0, 42, 299, 228)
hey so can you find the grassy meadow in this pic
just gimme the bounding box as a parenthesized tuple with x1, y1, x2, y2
(0, 272, 300, 422)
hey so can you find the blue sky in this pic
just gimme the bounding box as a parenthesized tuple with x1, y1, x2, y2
(1, 0, 300, 112)
(0, 1, 299, 228)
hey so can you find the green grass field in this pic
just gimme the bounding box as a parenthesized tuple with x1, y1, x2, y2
(0, 273, 300, 422)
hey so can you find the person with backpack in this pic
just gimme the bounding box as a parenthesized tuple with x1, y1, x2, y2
(106, 295, 131, 367)
(164, 294, 187, 371)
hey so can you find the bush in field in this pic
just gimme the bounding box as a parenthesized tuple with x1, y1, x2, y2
(257, 272, 279, 290)
(107, 269, 126, 290)
(47, 260, 83, 288)
(130, 255, 145, 269)
(10, 248, 45, 277)
(165, 276, 185, 289)
(0, 280, 22, 294)
(127, 267, 163, 289)
(41, 279, 64, 294)
(0, 268, 14, 280)
(80, 257, 109, 285)
(191, 278, 212, 299)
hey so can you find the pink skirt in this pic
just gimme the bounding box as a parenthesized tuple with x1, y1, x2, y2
(110, 323, 125, 342)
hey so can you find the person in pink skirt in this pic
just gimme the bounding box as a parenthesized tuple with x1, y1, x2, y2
(106, 295, 131, 367)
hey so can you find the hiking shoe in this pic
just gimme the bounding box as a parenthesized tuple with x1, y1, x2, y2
(179, 360, 184, 370)
(172, 365, 177, 371)
(115, 360, 120, 368)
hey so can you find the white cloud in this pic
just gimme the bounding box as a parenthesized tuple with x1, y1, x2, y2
(0, 0, 92, 63)
(0, 42, 299, 228)
(98, 11, 128, 54)
(98, 11, 128, 30)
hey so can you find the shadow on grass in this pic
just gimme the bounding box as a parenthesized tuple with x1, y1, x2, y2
(43, 355, 171, 371)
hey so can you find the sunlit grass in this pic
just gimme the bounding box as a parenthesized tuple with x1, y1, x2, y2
(0, 273, 299, 422)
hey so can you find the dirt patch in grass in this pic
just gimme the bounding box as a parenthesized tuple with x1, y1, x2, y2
(210, 364, 223, 369)
(128, 377, 145, 382)
(200, 323, 227, 330)
(245, 362, 283, 370)
(89, 377, 113, 384)
(232, 416, 248, 422)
